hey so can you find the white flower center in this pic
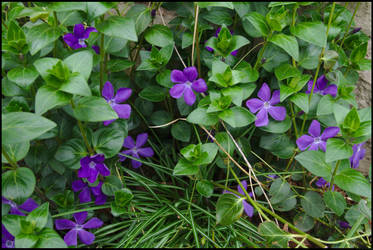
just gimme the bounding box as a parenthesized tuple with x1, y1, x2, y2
(9, 200, 17, 208)
(78, 39, 86, 46)
(314, 137, 322, 144)
(75, 224, 84, 230)
(185, 81, 192, 87)
(132, 147, 138, 154)
(263, 101, 271, 109)
(89, 161, 96, 169)
(6, 240, 14, 248)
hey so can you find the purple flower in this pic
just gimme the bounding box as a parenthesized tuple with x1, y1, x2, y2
(72, 180, 107, 205)
(305, 75, 337, 98)
(2, 224, 14, 248)
(102, 81, 132, 126)
(296, 120, 339, 152)
(170, 66, 207, 106)
(338, 221, 351, 229)
(2, 197, 38, 216)
(63, 24, 97, 50)
(151, 9, 156, 18)
(78, 154, 110, 183)
(223, 180, 254, 217)
(267, 174, 278, 180)
(350, 27, 361, 34)
(350, 143, 366, 168)
(205, 27, 238, 56)
(55, 211, 103, 246)
(246, 83, 286, 127)
(315, 177, 334, 191)
(119, 133, 154, 168)
(92, 45, 100, 55)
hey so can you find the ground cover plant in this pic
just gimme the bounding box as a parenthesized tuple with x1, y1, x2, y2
(2, 1, 372, 248)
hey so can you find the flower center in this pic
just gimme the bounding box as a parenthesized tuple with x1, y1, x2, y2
(75, 224, 84, 230)
(89, 161, 96, 169)
(132, 147, 138, 154)
(6, 240, 14, 248)
(185, 81, 192, 87)
(9, 200, 17, 208)
(314, 137, 322, 144)
(78, 38, 86, 46)
(263, 101, 271, 109)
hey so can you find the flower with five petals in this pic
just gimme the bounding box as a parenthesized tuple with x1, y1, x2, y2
(119, 133, 154, 168)
(63, 24, 97, 50)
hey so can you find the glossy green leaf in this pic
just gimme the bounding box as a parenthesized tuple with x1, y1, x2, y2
(289, 93, 309, 113)
(301, 191, 325, 218)
(273, 191, 297, 212)
(171, 121, 191, 142)
(274, 63, 300, 80)
(7, 66, 39, 89)
(291, 22, 326, 47)
(197, 2, 234, 9)
(187, 107, 219, 126)
(156, 70, 173, 88)
(72, 96, 118, 122)
(181, 32, 193, 49)
(259, 116, 292, 133)
(244, 12, 269, 36)
(258, 221, 290, 248)
(144, 24, 173, 47)
(343, 107, 360, 132)
(1, 141, 30, 164)
(102, 175, 123, 196)
(35, 85, 71, 115)
(114, 188, 133, 207)
(293, 213, 314, 232)
(2, 167, 36, 202)
(325, 138, 352, 163)
(92, 128, 125, 158)
(350, 42, 368, 63)
(107, 59, 134, 72)
(86, 2, 117, 21)
(139, 85, 167, 102)
(295, 151, 332, 180)
(216, 193, 244, 226)
(269, 178, 291, 204)
(54, 139, 87, 170)
(316, 95, 335, 116)
(63, 50, 93, 81)
(26, 202, 49, 231)
(33, 228, 67, 248)
(269, 33, 299, 61)
(173, 158, 199, 176)
(26, 23, 62, 55)
(97, 16, 138, 42)
(15, 233, 39, 248)
(125, 4, 151, 36)
(218, 107, 256, 128)
(2, 214, 23, 236)
(33, 57, 60, 80)
(323, 191, 346, 216)
(196, 180, 214, 198)
(259, 134, 295, 159)
(335, 168, 371, 198)
(49, 2, 86, 12)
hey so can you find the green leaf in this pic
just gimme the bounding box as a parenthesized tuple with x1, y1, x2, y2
(202, 8, 233, 25)
(63, 50, 93, 81)
(291, 22, 326, 47)
(103, 35, 128, 53)
(59, 74, 91, 96)
(316, 95, 335, 116)
(274, 63, 300, 80)
(2, 77, 25, 97)
(230, 35, 250, 52)
(102, 175, 123, 196)
(139, 85, 167, 102)
(259, 116, 292, 133)
(295, 151, 332, 180)
(173, 158, 199, 176)
(97, 16, 137, 42)
(269, 178, 291, 204)
(293, 213, 315, 232)
(156, 70, 173, 88)
(200, 143, 218, 165)
(72, 96, 118, 122)
(171, 121, 191, 142)
(333, 103, 350, 125)
(7, 20, 26, 42)
(215, 132, 234, 155)
(196, 180, 214, 198)
(15, 233, 38, 248)
(259, 134, 295, 159)
(343, 107, 360, 133)
(86, 2, 117, 21)
(1, 141, 30, 164)
(197, 2, 234, 9)
(107, 59, 134, 72)
(33, 57, 60, 80)
(244, 12, 269, 36)
(301, 191, 325, 218)
(258, 221, 290, 248)
(335, 168, 371, 198)
(114, 188, 133, 207)
(125, 4, 151, 36)
(187, 107, 219, 126)
(92, 128, 125, 158)
(350, 42, 367, 64)
(216, 193, 244, 226)
(2, 167, 36, 202)
(2, 112, 56, 144)
(50, 2, 86, 12)
(221, 86, 243, 106)
(2, 214, 23, 236)
(323, 191, 346, 216)
(325, 138, 352, 163)
(33, 228, 67, 248)
(7, 66, 39, 89)
(181, 32, 193, 49)
(273, 191, 297, 212)
(26, 23, 62, 55)
(26, 202, 49, 231)
(54, 139, 86, 170)
(289, 93, 309, 113)
(110, 202, 127, 217)
(144, 24, 174, 47)
(218, 106, 256, 128)
(269, 34, 299, 61)
(35, 86, 71, 115)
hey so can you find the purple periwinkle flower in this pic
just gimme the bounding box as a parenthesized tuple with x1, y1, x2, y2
(350, 143, 366, 168)
(170, 66, 207, 106)
(305, 75, 337, 98)
(119, 133, 154, 168)
(55, 211, 103, 246)
(246, 82, 286, 127)
(92, 45, 100, 55)
(151, 9, 156, 18)
(315, 177, 334, 191)
(338, 221, 351, 229)
(223, 180, 254, 218)
(267, 174, 278, 180)
(296, 120, 339, 152)
(2, 224, 14, 248)
(205, 27, 238, 56)
(63, 24, 97, 50)
(350, 27, 361, 34)
(102, 81, 132, 126)
(72, 180, 107, 205)
(2, 197, 38, 216)
(78, 154, 110, 183)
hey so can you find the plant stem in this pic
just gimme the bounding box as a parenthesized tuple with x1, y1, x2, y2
(99, 16, 105, 93)
(233, 42, 265, 69)
(289, 102, 299, 138)
(70, 100, 94, 155)
(339, 2, 360, 47)
(254, 33, 271, 70)
(191, 3, 199, 67)
(329, 160, 341, 190)
(53, 11, 58, 58)
(2, 147, 19, 169)
(291, 5, 298, 67)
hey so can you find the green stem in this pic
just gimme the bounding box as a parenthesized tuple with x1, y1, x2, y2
(52, 205, 111, 218)
(99, 17, 105, 93)
(291, 5, 298, 67)
(289, 102, 299, 138)
(285, 150, 297, 172)
(254, 33, 271, 70)
(53, 11, 58, 58)
(193, 124, 201, 144)
(329, 160, 341, 190)
(233, 42, 265, 70)
(70, 100, 94, 155)
(2, 147, 19, 169)
(340, 2, 360, 47)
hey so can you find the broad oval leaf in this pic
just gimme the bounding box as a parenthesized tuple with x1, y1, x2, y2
(144, 24, 174, 47)
(269, 33, 299, 61)
(300, 191, 325, 218)
(334, 168, 371, 198)
(325, 138, 353, 163)
(2, 167, 36, 202)
(1, 141, 30, 164)
(295, 151, 332, 180)
(291, 22, 327, 47)
(92, 127, 125, 158)
(35, 86, 71, 115)
(63, 50, 93, 81)
(72, 96, 118, 122)
(97, 16, 138, 42)
(323, 191, 346, 216)
(244, 12, 269, 36)
(7, 66, 39, 89)
(216, 193, 244, 226)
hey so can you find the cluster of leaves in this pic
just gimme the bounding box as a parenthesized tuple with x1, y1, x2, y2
(2, 1, 371, 248)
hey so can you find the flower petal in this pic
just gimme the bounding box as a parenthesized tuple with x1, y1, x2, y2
(9, 207, 25, 216)
(82, 27, 98, 39)
(74, 211, 87, 225)
(79, 187, 91, 203)
(305, 80, 313, 94)
(243, 200, 254, 217)
(73, 24, 85, 38)
(136, 133, 148, 148)
(96, 163, 110, 177)
(183, 66, 198, 82)
(316, 75, 327, 90)
(320, 126, 339, 140)
(315, 177, 327, 187)
(103, 119, 116, 126)
(112, 104, 131, 119)
(123, 136, 135, 148)
(169, 84, 186, 99)
(92, 45, 100, 55)
(72, 180, 87, 192)
(55, 219, 76, 230)
(308, 120, 321, 137)
(63, 33, 78, 49)
(92, 154, 105, 163)
(183, 87, 196, 106)
(114, 88, 132, 103)
(296, 135, 314, 151)
(255, 108, 269, 127)
(77, 229, 95, 245)
(86, 168, 99, 183)
(94, 194, 107, 205)
(64, 229, 78, 246)
(246, 98, 263, 113)
(319, 141, 327, 152)
(83, 218, 103, 229)
(268, 106, 286, 121)
(131, 153, 142, 168)
(119, 149, 132, 161)
(102, 81, 114, 101)
(191, 79, 207, 93)
(137, 147, 154, 157)
(205, 46, 214, 52)
(231, 50, 238, 56)
(90, 182, 103, 196)
(308, 142, 320, 151)
(170, 70, 187, 84)
(269, 90, 280, 105)
(257, 82, 271, 102)
(19, 198, 38, 213)
(322, 84, 338, 97)
(237, 180, 248, 196)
